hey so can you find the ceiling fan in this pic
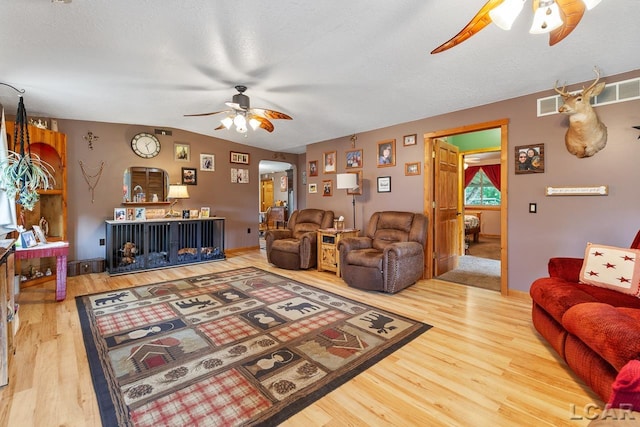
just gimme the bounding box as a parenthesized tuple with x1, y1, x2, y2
(431, 0, 602, 54)
(184, 85, 292, 133)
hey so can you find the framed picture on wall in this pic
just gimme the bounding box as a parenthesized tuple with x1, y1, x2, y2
(377, 139, 396, 167)
(405, 162, 421, 176)
(515, 143, 545, 174)
(174, 142, 190, 162)
(309, 160, 319, 177)
(182, 167, 197, 185)
(200, 153, 215, 171)
(345, 149, 363, 169)
(377, 176, 391, 193)
(230, 151, 250, 165)
(309, 183, 318, 193)
(403, 134, 417, 146)
(323, 151, 337, 173)
(322, 179, 332, 196)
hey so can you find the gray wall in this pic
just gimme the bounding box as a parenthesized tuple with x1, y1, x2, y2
(55, 68, 639, 293)
(305, 68, 640, 292)
(59, 121, 299, 260)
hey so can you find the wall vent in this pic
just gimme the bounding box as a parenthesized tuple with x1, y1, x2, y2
(537, 76, 640, 117)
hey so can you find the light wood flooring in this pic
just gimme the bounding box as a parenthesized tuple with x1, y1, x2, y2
(0, 248, 603, 426)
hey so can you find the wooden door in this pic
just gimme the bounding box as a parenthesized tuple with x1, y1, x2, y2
(434, 138, 460, 276)
(260, 179, 274, 212)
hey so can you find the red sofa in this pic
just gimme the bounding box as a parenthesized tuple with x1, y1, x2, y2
(530, 230, 640, 402)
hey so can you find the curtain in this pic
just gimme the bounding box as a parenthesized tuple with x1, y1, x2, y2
(482, 164, 501, 191)
(464, 165, 481, 187)
(0, 108, 17, 237)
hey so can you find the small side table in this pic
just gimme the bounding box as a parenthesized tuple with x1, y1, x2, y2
(15, 241, 69, 301)
(317, 228, 359, 277)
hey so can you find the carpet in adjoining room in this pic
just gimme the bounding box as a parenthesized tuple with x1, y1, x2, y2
(76, 267, 432, 426)
(437, 255, 501, 291)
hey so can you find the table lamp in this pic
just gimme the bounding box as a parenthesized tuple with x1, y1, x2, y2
(166, 184, 190, 217)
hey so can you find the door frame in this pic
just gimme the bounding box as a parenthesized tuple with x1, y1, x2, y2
(424, 118, 509, 295)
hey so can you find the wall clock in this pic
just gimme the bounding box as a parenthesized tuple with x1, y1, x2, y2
(131, 132, 161, 158)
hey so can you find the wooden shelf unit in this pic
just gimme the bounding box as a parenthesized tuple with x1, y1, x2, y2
(5, 124, 67, 286)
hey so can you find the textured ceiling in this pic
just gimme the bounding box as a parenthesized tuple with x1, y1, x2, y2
(0, 1, 637, 154)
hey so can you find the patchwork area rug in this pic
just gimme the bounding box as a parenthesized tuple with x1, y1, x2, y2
(76, 267, 432, 426)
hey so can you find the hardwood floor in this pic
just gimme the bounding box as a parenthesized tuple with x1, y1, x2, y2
(0, 249, 602, 426)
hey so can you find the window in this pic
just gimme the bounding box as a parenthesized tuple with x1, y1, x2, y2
(465, 169, 501, 206)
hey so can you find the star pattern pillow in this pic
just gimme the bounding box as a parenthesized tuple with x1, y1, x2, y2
(579, 243, 640, 297)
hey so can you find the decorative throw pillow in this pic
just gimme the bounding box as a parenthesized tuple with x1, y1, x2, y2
(579, 243, 640, 297)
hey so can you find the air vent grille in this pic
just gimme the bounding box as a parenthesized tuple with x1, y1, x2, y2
(537, 76, 640, 117)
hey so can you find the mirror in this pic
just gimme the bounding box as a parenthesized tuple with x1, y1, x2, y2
(123, 167, 169, 203)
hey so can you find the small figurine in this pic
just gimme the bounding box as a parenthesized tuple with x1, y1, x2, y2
(39, 217, 49, 236)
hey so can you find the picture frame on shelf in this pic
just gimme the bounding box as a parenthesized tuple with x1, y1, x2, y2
(190, 209, 200, 219)
(309, 183, 318, 193)
(309, 160, 318, 177)
(134, 207, 146, 221)
(347, 170, 363, 195)
(230, 151, 250, 165)
(114, 208, 126, 221)
(32, 225, 47, 244)
(182, 167, 197, 185)
(515, 143, 545, 174)
(21, 230, 37, 248)
(405, 162, 421, 176)
(182, 210, 190, 219)
(200, 207, 210, 218)
(200, 154, 215, 171)
(323, 151, 337, 174)
(377, 176, 391, 193)
(345, 149, 363, 169)
(377, 139, 396, 167)
(403, 134, 417, 146)
(174, 142, 191, 162)
(126, 208, 135, 220)
(322, 179, 333, 196)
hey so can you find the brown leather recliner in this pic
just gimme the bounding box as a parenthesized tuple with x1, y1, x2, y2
(266, 209, 334, 270)
(338, 211, 428, 293)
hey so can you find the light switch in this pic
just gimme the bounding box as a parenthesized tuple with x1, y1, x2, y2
(529, 203, 537, 213)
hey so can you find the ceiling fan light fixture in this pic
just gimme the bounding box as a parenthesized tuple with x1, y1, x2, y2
(249, 117, 261, 131)
(489, 0, 526, 30)
(220, 116, 233, 129)
(582, 0, 602, 10)
(529, 0, 563, 34)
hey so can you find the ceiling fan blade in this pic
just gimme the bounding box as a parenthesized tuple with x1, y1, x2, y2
(251, 108, 293, 120)
(213, 124, 226, 131)
(184, 109, 231, 117)
(549, 0, 585, 46)
(253, 116, 275, 132)
(431, 0, 504, 54)
(225, 102, 248, 110)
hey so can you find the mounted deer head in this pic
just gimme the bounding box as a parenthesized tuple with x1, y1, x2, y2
(554, 68, 608, 158)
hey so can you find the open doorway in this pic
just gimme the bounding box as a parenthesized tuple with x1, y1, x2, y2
(258, 160, 295, 248)
(424, 119, 508, 295)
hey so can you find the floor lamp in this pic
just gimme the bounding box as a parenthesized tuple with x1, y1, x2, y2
(336, 173, 358, 229)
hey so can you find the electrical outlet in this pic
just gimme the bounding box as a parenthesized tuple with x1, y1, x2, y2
(99, 238, 105, 246)
(247, 228, 251, 234)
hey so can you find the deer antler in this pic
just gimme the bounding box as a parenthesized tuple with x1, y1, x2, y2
(554, 81, 570, 97)
(582, 67, 601, 94)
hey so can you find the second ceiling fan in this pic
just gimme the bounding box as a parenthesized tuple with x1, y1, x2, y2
(184, 85, 292, 133)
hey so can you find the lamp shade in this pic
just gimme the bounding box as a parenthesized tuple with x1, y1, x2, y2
(529, 0, 563, 34)
(167, 184, 190, 199)
(489, 0, 526, 30)
(336, 173, 358, 190)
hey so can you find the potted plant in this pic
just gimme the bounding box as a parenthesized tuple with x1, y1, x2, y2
(0, 97, 55, 211)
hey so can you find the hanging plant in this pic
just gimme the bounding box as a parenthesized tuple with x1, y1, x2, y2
(0, 96, 55, 211)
